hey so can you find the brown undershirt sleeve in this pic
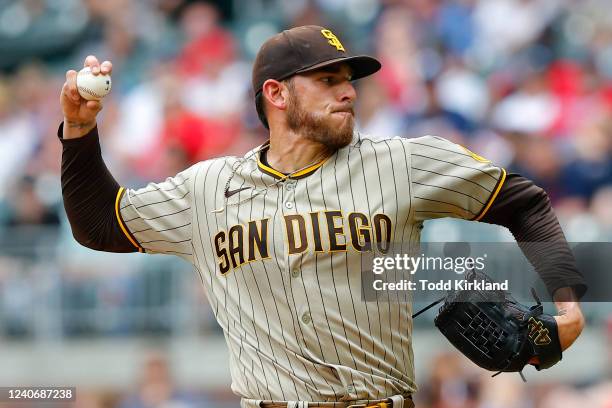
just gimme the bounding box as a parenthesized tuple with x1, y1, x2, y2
(59, 122, 139, 253)
(480, 173, 587, 299)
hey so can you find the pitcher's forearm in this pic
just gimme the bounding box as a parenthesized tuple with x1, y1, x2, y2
(552, 287, 585, 350)
(59, 123, 137, 252)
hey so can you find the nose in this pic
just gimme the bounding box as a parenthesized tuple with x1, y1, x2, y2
(338, 80, 356, 104)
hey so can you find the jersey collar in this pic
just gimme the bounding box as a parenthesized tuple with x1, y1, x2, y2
(257, 143, 329, 180)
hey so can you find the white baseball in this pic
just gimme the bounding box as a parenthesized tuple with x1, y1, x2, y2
(76, 67, 112, 101)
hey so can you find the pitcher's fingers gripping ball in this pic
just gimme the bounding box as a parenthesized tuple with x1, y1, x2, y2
(76, 67, 112, 101)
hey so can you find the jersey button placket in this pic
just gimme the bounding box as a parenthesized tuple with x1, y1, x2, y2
(283, 180, 296, 211)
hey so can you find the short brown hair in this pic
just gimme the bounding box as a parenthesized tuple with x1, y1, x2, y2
(255, 91, 268, 129)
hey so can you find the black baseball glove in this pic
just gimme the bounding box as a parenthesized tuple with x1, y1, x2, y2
(414, 270, 562, 380)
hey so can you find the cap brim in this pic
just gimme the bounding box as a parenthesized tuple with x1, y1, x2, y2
(295, 55, 381, 81)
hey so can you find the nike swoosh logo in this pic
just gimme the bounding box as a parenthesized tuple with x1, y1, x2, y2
(225, 186, 251, 198)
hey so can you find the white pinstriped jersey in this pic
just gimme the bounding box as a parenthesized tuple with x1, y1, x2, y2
(118, 133, 505, 404)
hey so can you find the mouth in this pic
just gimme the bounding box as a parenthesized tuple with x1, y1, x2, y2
(331, 109, 354, 118)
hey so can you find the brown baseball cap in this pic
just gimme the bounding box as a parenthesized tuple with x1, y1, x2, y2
(252, 25, 381, 95)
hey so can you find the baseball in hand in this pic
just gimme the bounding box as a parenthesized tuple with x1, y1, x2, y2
(76, 67, 112, 101)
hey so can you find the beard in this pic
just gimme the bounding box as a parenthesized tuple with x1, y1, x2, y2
(285, 88, 354, 150)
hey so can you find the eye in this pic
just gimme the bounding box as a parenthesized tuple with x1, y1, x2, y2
(320, 76, 333, 83)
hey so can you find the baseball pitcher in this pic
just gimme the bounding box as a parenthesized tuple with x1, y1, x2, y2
(58, 26, 586, 408)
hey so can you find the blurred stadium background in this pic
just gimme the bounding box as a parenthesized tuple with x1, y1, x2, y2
(0, 0, 611, 406)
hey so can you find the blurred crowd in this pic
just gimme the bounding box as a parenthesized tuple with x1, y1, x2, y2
(65, 333, 612, 408)
(67, 342, 612, 408)
(1, 0, 612, 406)
(415, 348, 612, 408)
(0, 0, 612, 235)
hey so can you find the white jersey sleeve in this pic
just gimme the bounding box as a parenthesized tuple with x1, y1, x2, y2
(117, 163, 200, 262)
(407, 135, 506, 222)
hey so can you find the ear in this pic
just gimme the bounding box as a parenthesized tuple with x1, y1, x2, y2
(262, 79, 289, 111)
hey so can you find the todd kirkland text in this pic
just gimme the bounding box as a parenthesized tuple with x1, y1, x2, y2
(373, 279, 509, 291)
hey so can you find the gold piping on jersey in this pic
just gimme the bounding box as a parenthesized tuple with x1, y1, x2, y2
(257, 152, 329, 180)
(115, 187, 144, 253)
(291, 158, 329, 177)
(257, 159, 287, 179)
(472, 168, 507, 221)
(460, 145, 492, 163)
